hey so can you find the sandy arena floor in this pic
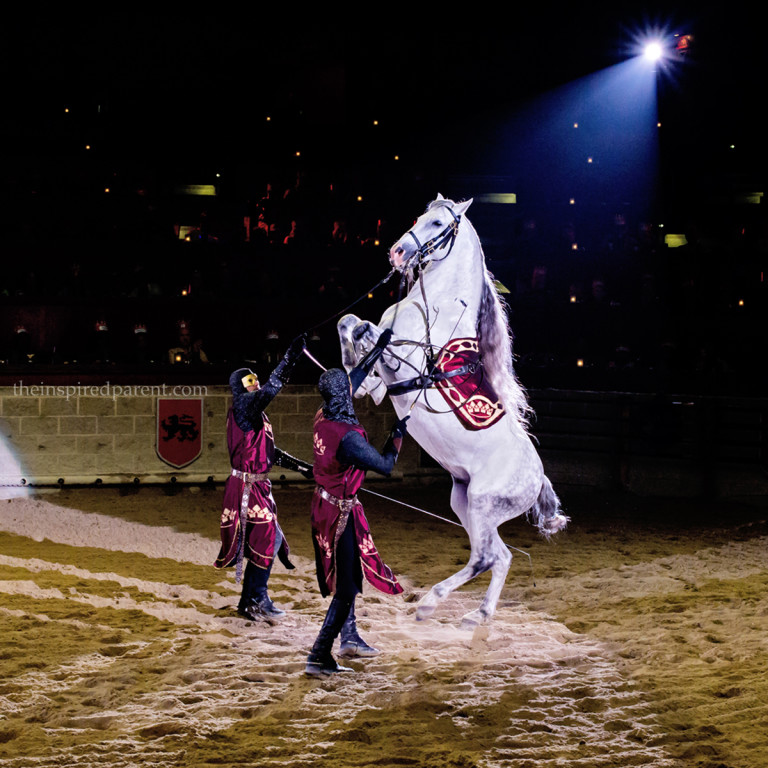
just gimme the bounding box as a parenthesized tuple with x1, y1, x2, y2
(0, 481, 766, 767)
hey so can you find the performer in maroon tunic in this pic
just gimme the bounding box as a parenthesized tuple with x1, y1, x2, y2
(306, 340, 408, 676)
(214, 336, 312, 621)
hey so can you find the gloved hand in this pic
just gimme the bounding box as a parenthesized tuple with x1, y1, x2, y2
(349, 328, 393, 395)
(382, 414, 409, 464)
(298, 464, 314, 480)
(390, 414, 410, 440)
(283, 333, 307, 365)
(374, 328, 393, 351)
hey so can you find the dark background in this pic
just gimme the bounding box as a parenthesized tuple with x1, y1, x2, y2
(1, 5, 765, 393)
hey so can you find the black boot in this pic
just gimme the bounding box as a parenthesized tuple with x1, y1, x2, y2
(252, 588, 285, 619)
(338, 600, 380, 658)
(305, 596, 354, 677)
(237, 560, 284, 621)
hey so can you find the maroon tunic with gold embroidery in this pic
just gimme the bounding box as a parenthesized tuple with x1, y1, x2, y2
(214, 408, 289, 571)
(311, 410, 402, 597)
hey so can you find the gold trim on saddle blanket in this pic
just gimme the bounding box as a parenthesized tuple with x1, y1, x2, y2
(314, 485, 360, 513)
(434, 337, 505, 430)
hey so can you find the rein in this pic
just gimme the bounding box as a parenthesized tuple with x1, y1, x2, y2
(301, 200, 474, 415)
(305, 268, 397, 336)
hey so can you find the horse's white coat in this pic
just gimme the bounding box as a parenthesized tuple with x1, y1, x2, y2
(339, 196, 567, 625)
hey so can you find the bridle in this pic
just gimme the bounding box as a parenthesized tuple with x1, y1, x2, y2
(332, 198, 480, 416)
(388, 201, 464, 372)
(396, 200, 462, 273)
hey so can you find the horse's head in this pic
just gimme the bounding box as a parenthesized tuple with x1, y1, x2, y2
(337, 314, 389, 405)
(389, 194, 473, 272)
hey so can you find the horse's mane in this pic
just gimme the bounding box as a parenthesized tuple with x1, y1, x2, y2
(463, 218, 533, 429)
(478, 271, 532, 429)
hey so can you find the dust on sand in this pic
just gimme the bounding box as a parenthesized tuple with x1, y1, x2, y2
(0, 482, 766, 767)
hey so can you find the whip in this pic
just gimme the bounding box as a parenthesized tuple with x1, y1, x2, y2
(359, 486, 537, 587)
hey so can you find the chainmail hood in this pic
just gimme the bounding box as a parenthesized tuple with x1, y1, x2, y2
(229, 368, 259, 431)
(229, 368, 254, 396)
(318, 368, 358, 425)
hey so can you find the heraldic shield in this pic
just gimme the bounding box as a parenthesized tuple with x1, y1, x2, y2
(156, 398, 203, 468)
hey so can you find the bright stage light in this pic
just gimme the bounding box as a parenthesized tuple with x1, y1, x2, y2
(644, 41, 663, 62)
(625, 22, 689, 75)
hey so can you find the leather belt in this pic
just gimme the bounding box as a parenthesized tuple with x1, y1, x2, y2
(315, 485, 359, 513)
(232, 468, 269, 583)
(232, 469, 269, 483)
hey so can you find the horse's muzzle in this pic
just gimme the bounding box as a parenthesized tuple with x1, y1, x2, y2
(389, 243, 410, 270)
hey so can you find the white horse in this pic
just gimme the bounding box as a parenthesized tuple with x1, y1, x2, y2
(338, 194, 568, 626)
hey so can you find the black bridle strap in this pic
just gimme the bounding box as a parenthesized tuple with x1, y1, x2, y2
(401, 206, 458, 365)
(406, 208, 461, 266)
(386, 362, 476, 397)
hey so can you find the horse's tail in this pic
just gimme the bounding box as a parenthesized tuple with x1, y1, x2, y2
(529, 476, 569, 538)
(477, 273, 533, 428)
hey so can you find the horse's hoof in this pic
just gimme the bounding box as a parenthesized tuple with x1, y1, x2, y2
(460, 609, 488, 630)
(415, 604, 435, 622)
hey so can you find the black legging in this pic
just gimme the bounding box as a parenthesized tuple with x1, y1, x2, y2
(242, 557, 271, 597)
(242, 526, 283, 595)
(334, 516, 362, 602)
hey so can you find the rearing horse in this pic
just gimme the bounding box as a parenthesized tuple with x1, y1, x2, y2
(338, 195, 567, 626)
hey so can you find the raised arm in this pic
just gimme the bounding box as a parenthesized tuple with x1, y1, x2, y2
(232, 335, 306, 431)
(349, 328, 392, 395)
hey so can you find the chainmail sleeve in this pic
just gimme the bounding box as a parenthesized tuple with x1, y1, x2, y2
(337, 430, 398, 477)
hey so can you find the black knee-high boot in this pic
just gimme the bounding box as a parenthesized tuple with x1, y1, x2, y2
(339, 598, 380, 658)
(305, 596, 354, 677)
(238, 560, 284, 621)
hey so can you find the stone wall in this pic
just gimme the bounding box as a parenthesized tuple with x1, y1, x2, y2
(1, 383, 765, 497)
(0, 383, 416, 488)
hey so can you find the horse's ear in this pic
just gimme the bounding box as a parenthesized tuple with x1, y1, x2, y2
(435, 192, 445, 201)
(454, 198, 473, 216)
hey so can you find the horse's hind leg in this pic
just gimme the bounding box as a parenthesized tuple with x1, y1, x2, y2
(415, 525, 510, 625)
(415, 478, 470, 621)
(416, 563, 481, 622)
(416, 485, 510, 625)
(460, 529, 511, 628)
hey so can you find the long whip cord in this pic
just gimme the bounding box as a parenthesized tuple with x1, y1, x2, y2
(305, 269, 397, 336)
(359, 486, 537, 587)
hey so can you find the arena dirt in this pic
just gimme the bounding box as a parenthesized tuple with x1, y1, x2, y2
(1, 483, 766, 767)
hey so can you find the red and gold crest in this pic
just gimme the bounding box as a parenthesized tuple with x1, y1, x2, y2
(156, 398, 203, 468)
(434, 338, 505, 430)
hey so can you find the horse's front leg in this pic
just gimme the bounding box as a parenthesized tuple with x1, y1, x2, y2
(338, 314, 364, 369)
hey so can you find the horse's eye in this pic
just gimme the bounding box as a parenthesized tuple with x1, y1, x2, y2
(433, 219, 442, 227)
